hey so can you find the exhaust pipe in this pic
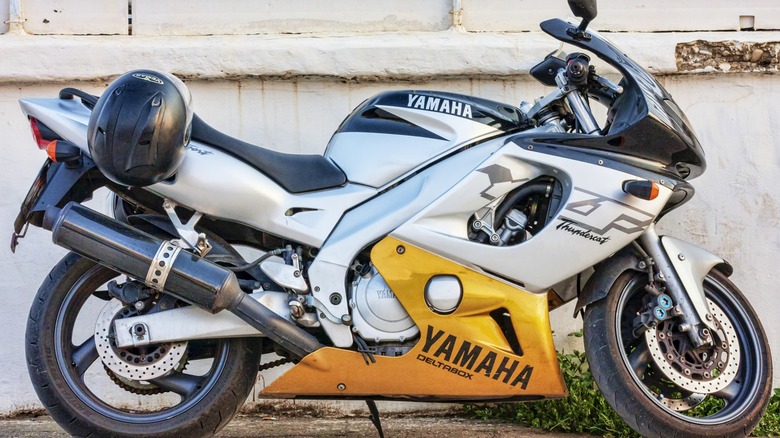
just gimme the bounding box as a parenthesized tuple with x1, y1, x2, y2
(43, 202, 322, 359)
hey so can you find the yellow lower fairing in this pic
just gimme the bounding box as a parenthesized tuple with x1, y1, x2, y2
(262, 237, 566, 400)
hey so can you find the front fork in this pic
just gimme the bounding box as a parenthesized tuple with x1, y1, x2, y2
(637, 224, 727, 347)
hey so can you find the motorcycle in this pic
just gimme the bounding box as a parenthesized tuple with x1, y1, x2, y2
(11, 0, 772, 436)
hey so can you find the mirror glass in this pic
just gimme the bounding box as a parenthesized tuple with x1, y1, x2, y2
(567, 0, 598, 21)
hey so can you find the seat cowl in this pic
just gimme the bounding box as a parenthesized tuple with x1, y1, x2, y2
(190, 115, 346, 193)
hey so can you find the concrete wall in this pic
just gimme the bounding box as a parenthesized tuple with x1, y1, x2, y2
(1, 0, 778, 414)
(4, 0, 780, 36)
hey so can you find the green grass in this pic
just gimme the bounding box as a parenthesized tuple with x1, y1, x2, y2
(463, 350, 780, 437)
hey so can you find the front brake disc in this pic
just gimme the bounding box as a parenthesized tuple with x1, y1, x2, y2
(644, 298, 740, 394)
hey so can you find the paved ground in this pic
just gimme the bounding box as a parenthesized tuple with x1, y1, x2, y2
(0, 412, 586, 437)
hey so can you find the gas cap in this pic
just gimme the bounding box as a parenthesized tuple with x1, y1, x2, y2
(425, 275, 462, 314)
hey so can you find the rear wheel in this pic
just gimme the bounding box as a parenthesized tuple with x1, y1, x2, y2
(26, 253, 263, 437)
(584, 269, 772, 437)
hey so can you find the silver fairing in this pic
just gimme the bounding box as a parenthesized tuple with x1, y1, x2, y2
(392, 137, 673, 291)
(325, 108, 499, 188)
(148, 144, 374, 248)
(324, 90, 528, 189)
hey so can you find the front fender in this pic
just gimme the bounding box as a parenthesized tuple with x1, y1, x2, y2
(660, 236, 733, 321)
(574, 239, 733, 316)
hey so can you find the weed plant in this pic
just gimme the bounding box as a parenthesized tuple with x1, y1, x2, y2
(464, 350, 780, 437)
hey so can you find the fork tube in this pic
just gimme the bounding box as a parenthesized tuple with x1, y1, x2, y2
(565, 92, 600, 134)
(638, 224, 707, 347)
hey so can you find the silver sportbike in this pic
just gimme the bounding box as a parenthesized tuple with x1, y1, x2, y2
(11, 0, 772, 436)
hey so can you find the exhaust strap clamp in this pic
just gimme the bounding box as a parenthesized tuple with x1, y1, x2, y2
(146, 240, 182, 292)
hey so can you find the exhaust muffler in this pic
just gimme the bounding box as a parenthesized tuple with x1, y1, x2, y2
(43, 202, 321, 359)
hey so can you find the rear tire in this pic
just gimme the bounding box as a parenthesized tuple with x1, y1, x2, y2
(584, 269, 772, 437)
(26, 253, 263, 437)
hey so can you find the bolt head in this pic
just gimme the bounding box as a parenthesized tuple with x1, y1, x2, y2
(396, 246, 405, 254)
(678, 253, 686, 261)
(337, 383, 346, 391)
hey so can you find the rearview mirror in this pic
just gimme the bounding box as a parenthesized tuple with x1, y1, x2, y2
(566, 0, 598, 40)
(568, 0, 597, 22)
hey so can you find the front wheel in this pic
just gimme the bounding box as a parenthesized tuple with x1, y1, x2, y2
(26, 253, 263, 437)
(584, 269, 772, 437)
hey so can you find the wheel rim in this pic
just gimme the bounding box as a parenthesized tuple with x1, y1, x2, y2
(615, 272, 765, 425)
(53, 263, 233, 423)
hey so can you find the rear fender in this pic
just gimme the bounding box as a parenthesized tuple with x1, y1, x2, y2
(13, 157, 105, 235)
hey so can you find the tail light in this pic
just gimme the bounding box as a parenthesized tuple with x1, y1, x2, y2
(29, 118, 60, 150)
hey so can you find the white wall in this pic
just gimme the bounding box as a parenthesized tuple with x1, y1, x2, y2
(0, 0, 778, 415)
(22, 0, 127, 35)
(462, 0, 780, 32)
(2, 74, 779, 413)
(3, 0, 780, 36)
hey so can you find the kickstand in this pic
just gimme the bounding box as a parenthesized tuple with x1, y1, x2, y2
(365, 399, 384, 438)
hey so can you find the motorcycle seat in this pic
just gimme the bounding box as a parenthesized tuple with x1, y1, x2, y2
(190, 114, 347, 193)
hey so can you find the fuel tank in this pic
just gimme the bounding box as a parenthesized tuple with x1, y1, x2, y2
(325, 90, 531, 188)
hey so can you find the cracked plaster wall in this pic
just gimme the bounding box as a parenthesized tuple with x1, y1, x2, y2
(1, 73, 778, 413)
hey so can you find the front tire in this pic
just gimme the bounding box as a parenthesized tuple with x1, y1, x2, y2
(584, 269, 772, 437)
(26, 253, 263, 437)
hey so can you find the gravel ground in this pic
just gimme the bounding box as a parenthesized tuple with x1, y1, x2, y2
(0, 411, 588, 437)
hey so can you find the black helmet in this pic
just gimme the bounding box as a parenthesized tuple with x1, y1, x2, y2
(88, 69, 192, 187)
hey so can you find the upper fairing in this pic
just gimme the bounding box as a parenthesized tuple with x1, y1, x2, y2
(325, 91, 531, 188)
(537, 19, 706, 179)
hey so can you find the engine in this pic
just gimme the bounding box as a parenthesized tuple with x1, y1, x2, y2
(349, 266, 419, 343)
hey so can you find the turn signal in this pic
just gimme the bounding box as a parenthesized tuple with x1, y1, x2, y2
(46, 140, 82, 163)
(622, 180, 659, 200)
